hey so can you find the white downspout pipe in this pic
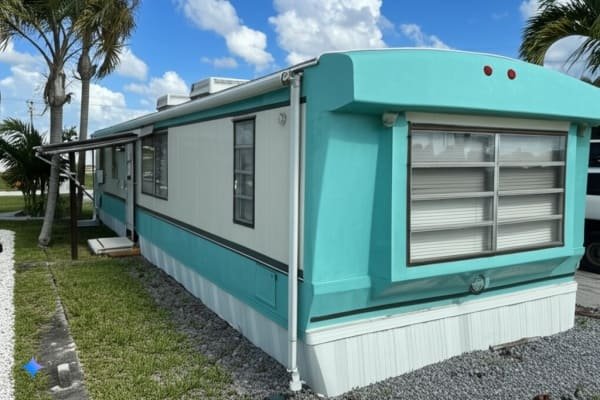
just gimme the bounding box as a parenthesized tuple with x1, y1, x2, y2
(287, 71, 303, 392)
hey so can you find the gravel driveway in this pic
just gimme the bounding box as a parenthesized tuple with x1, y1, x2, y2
(134, 260, 600, 400)
(0, 230, 15, 400)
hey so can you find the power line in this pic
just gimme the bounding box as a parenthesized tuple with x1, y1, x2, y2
(0, 95, 149, 112)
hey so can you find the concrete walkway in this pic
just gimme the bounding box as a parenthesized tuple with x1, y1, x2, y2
(0, 230, 15, 400)
(575, 270, 600, 308)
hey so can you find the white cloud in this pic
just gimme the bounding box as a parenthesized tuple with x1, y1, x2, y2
(543, 35, 589, 77)
(0, 45, 151, 139)
(115, 48, 148, 80)
(400, 24, 450, 49)
(125, 71, 189, 100)
(0, 65, 45, 94)
(178, 0, 273, 70)
(519, 0, 539, 19)
(201, 56, 238, 69)
(0, 40, 41, 67)
(269, 0, 386, 66)
(520, 0, 571, 19)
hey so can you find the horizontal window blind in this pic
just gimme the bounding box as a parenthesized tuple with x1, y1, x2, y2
(409, 128, 565, 264)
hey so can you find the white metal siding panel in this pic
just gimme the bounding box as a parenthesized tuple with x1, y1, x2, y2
(137, 106, 292, 263)
(304, 282, 576, 396)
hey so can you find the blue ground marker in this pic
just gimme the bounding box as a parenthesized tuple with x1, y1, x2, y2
(23, 357, 42, 378)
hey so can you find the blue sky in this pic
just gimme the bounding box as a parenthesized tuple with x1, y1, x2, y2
(0, 0, 584, 137)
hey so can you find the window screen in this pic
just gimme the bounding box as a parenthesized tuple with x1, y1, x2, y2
(409, 126, 565, 264)
(233, 119, 255, 227)
(141, 133, 168, 199)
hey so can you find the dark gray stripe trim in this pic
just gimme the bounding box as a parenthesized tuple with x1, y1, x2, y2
(136, 205, 299, 277)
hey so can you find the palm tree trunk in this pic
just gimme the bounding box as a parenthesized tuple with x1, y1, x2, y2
(77, 47, 93, 214)
(38, 104, 63, 246)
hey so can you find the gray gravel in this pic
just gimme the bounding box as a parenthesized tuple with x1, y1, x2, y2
(131, 259, 600, 400)
(0, 230, 15, 400)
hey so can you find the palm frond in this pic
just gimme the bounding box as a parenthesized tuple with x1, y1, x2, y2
(520, 0, 600, 73)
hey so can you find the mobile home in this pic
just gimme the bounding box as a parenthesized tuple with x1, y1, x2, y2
(42, 49, 600, 396)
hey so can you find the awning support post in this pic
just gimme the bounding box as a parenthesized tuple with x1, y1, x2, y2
(69, 152, 78, 260)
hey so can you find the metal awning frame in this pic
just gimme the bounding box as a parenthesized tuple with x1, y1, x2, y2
(35, 132, 137, 155)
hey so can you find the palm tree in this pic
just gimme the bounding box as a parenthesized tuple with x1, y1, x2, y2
(520, 0, 600, 74)
(0, 0, 80, 245)
(0, 118, 50, 216)
(73, 0, 138, 213)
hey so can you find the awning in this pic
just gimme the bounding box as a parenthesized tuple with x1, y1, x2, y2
(35, 132, 137, 155)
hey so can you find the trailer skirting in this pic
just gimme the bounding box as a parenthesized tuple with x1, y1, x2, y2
(139, 235, 576, 397)
(98, 209, 126, 237)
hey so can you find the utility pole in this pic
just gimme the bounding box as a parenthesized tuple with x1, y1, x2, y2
(26, 100, 34, 128)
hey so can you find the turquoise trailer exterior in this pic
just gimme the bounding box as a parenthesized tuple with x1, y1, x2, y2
(91, 49, 600, 396)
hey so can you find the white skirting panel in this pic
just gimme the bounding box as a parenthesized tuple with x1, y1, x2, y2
(302, 281, 577, 396)
(139, 236, 290, 365)
(98, 209, 126, 237)
(138, 236, 577, 397)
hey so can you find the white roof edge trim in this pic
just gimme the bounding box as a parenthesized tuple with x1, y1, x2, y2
(93, 57, 319, 138)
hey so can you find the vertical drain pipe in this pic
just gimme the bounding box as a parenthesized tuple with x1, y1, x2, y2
(287, 70, 303, 392)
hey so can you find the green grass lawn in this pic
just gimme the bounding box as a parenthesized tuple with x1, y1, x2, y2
(4, 206, 232, 399)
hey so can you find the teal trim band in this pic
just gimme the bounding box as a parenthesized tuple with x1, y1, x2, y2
(135, 207, 295, 328)
(309, 274, 574, 327)
(99, 192, 126, 222)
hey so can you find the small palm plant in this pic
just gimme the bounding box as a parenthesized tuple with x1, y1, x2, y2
(0, 118, 50, 216)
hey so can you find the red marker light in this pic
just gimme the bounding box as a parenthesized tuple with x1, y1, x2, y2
(507, 69, 517, 80)
(484, 65, 493, 76)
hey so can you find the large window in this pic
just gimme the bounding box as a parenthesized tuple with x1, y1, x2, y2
(409, 125, 566, 264)
(233, 118, 255, 227)
(142, 133, 168, 199)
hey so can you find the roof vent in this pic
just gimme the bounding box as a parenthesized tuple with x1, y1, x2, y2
(156, 94, 190, 111)
(189, 77, 248, 100)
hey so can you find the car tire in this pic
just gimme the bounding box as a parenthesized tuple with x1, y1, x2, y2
(583, 242, 600, 273)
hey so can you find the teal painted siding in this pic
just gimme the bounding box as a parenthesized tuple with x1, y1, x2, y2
(320, 50, 600, 125)
(301, 50, 597, 328)
(135, 208, 294, 328)
(99, 192, 126, 222)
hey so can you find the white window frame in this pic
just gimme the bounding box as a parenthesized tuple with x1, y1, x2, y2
(141, 132, 168, 200)
(233, 117, 255, 228)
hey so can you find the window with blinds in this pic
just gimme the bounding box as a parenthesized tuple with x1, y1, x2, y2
(409, 126, 565, 264)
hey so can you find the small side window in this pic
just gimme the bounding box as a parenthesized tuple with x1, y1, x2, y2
(141, 133, 168, 199)
(233, 118, 255, 227)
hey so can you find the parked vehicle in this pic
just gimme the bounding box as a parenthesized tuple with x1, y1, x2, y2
(583, 127, 600, 272)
